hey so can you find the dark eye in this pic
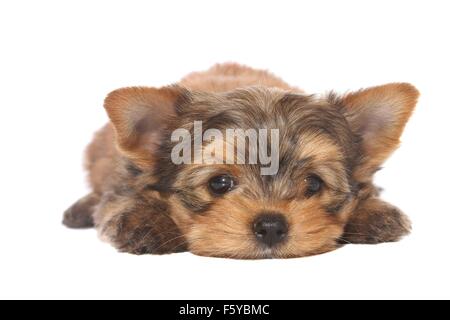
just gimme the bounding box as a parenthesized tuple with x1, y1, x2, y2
(208, 175, 235, 195)
(304, 175, 323, 197)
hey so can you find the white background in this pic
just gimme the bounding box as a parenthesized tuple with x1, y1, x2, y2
(1, 0, 449, 299)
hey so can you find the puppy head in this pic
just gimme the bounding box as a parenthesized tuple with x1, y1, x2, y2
(104, 83, 419, 258)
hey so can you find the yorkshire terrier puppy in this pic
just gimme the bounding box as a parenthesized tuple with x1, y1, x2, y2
(63, 63, 419, 258)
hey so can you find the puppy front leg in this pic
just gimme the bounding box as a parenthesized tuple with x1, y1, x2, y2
(341, 198, 411, 244)
(94, 194, 188, 255)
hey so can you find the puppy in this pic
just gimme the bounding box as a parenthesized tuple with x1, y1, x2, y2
(63, 63, 419, 258)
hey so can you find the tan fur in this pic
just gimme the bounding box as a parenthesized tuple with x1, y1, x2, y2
(85, 124, 117, 194)
(180, 63, 298, 92)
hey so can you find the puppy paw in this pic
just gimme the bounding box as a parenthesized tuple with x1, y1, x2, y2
(341, 198, 411, 244)
(96, 197, 188, 255)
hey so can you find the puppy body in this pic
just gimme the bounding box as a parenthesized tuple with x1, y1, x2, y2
(64, 63, 418, 258)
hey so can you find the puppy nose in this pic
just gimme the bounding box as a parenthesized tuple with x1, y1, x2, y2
(253, 213, 288, 247)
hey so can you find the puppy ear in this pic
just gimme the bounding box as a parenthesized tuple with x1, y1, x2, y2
(104, 85, 188, 167)
(341, 83, 419, 178)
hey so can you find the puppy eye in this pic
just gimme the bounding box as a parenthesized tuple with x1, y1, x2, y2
(208, 175, 235, 195)
(304, 175, 323, 197)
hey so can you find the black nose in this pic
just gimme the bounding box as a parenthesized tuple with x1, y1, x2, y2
(253, 213, 288, 247)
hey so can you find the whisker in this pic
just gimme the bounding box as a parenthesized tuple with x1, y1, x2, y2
(335, 236, 352, 244)
(152, 234, 188, 252)
(341, 231, 371, 236)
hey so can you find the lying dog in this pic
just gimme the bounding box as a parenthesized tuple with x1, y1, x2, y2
(63, 63, 419, 258)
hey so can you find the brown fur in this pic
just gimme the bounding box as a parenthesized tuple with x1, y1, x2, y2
(63, 63, 419, 259)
